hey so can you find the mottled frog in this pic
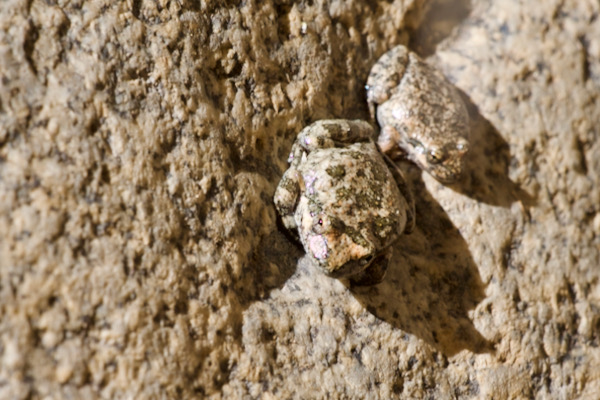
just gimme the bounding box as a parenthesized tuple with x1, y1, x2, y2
(366, 45, 470, 183)
(274, 119, 415, 285)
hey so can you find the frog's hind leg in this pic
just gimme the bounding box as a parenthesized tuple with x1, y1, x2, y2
(349, 248, 391, 286)
(383, 154, 416, 234)
(366, 45, 410, 119)
(273, 168, 301, 234)
(297, 119, 377, 151)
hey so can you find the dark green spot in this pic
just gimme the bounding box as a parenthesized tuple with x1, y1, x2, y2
(308, 199, 323, 215)
(343, 150, 366, 160)
(344, 225, 369, 248)
(326, 165, 346, 179)
(352, 179, 385, 208)
(336, 187, 351, 201)
(322, 123, 343, 137)
(370, 161, 389, 182)
(329, 216, 346, 232)
(373, 216, 398, 240)
(279, 177, 298, 194)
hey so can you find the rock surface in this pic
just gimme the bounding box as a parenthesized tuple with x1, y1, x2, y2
(1, 0, 599, 398)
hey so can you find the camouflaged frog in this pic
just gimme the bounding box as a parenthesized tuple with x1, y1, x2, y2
(366, 45, 470, 183)
(274, 119, 415, 285)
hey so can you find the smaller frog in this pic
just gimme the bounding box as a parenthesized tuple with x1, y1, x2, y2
(366, 45, 470, 184)
(274, 119, 415, 285)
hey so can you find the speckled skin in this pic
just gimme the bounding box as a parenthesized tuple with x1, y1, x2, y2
(274, 119, 415, 285)
(366, 45, 470, 183)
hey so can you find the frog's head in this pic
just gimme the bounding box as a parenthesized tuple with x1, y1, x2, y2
(301, 213, 377, 278)
(406, 137, 470, 184)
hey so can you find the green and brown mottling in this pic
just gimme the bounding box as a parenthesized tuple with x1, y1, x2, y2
(326, 165, 346, 179)
(274, 119, 415, 285)
(372, 216, 398, 240)
(366, 45, 470, 183)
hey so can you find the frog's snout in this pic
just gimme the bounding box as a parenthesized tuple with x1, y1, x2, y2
(307, 226, 377, 279)
(426, 140, 470, 183)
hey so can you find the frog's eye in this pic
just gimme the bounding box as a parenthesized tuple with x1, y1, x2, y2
(426, 148, 447, 164)
(313, 215, 328, 234)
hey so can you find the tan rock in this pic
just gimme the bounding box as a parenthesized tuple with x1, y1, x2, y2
(1, 0, 599, 398)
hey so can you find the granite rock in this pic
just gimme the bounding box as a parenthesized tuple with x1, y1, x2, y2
(1, 0, 599, 398)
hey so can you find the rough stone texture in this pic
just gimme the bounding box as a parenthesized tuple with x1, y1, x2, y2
(1, 0, 599, 399)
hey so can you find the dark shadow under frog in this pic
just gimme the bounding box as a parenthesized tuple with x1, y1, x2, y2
(349, 164, 495, 357)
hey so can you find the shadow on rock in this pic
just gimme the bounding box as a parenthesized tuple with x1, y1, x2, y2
(241, 224, 301, 303)
(447, 92, 537, 209)
(349, 169, 494, 357)
(410, 0, 534, 210)
(409, 0, 473, 57)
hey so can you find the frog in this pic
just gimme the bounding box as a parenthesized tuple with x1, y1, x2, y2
(365, 45, 470, 184)
(274, 119, 415, 286)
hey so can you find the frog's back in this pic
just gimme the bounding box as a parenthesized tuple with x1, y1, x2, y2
(300, 142, 407, 247)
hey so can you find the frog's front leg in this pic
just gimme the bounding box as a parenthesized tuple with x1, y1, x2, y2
(296, 119, 376, 152)
(383, 154, 416, 234)
(274, 167, 302, 233)
(349, 248, 392, 286)
(365, 45, 410, 120)
(378, 125, 404, 155)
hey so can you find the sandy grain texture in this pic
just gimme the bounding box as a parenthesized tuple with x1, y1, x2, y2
(1, 0, 599, 398)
